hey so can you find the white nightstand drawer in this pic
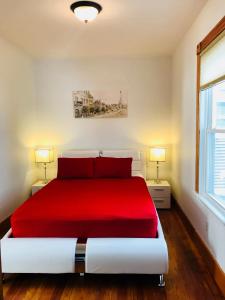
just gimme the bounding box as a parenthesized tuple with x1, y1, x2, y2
(153, 198, 170, 209)
(149, 187, 170, 198)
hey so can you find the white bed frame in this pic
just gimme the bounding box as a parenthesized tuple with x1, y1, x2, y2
(0, 149, 168, 290)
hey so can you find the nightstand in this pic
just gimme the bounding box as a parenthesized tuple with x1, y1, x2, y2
(32, 180, 47, 195)
(146, 180, 171, 209)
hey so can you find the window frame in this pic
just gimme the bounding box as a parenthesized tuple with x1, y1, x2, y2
(195, 16, 225, 192)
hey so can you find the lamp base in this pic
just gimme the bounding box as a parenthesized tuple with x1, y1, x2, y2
(41, 179, 49, 184)
(154, 179, 162, 184)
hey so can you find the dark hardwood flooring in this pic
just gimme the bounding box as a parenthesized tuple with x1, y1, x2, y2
(2, 209, 224, 300)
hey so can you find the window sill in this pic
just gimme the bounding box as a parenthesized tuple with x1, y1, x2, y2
(198, 193, 225, 225)
(209, 193, 225, 209)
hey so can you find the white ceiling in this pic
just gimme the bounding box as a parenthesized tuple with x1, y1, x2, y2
(0, 0, 207, 58)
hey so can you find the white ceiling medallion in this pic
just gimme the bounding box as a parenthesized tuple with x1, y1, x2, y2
(70, 1, 102, 23)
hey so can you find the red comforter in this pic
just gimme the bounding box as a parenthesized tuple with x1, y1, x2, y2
(11, 177, 158, 238)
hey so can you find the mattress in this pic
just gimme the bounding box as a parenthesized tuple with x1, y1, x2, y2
(11, 177, 158, 238)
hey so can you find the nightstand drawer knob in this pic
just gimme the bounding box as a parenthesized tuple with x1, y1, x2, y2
(153, 188, 164, 191)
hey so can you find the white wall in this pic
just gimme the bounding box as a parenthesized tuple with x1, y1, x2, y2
(0, 37, 37, 222)
(34, 58, 172, 180)
(171, 0, 225, 272)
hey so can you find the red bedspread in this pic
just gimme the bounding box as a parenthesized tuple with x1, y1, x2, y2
(11, 177, 158, 238)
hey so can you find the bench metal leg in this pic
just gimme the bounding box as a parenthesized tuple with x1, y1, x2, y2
(158, 274, 165, 287)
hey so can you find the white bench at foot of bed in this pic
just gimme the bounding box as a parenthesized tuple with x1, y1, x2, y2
(1, 232, 77, 274)
(86, 220, 168, 274)
(1, 218, 168, 276)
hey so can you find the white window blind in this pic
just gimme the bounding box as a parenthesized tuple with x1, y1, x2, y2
(214, 133, 225, 196)
(200, 33, 225, 88)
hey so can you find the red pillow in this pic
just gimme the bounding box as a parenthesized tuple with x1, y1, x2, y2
(94, 157, 132, 178)
(57, 158, 94, 179)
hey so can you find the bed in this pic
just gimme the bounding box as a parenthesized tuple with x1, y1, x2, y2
(0, 149, 168, 287)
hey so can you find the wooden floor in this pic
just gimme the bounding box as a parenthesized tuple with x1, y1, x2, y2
(2, 209, 224, 300)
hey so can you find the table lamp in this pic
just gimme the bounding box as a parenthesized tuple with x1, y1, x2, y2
(150, 147, 166, 183)
(35, 148, 54, 183)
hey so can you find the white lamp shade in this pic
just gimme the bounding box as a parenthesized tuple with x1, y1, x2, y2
(150, 148, 166, 162)
(74, 6, 99, 22)
(35, 148, 54, 163)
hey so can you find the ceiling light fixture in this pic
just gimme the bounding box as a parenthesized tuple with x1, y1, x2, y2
(70, 1, 102, 23)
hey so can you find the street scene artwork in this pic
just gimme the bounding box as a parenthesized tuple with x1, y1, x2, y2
(72, 90, 128, 118)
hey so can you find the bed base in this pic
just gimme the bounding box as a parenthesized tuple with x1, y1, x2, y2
(77, 273, 165, 286)
(0, 218, 168, 291)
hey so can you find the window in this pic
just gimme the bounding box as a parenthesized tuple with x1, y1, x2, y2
(196, 16, 225, 210)
(200, 81, 225, 208)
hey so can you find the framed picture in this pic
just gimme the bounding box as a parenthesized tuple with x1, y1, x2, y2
(72, 90, 128, 119)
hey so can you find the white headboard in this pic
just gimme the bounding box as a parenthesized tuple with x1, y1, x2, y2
(61, 149, 146, 179)
(61, 150, 99, 158)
